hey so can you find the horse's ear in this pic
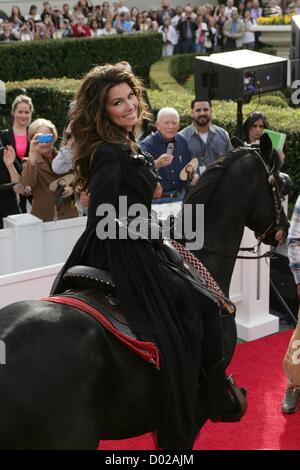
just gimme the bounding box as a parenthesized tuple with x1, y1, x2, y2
(259, 133, 273, 165)
(231, 135, 243, 148)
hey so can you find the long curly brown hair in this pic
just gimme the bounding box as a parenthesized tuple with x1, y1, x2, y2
(70, 64, 150, 190)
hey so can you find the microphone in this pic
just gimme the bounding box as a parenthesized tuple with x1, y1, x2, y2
(166, 143, 174, 155)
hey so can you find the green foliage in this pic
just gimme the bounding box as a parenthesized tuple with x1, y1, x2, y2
(183, 75, 195, 94)
(169, 52, 201, 84)
(149, 57, 184, 92)
(0, 33, 162, 82)
(0, 78, 80, 136)
(251, 94, 289, 108)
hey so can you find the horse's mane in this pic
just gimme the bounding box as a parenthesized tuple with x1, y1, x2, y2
(185, 147, 253, 205)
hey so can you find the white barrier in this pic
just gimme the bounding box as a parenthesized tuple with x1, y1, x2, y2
(0, 213, 278, 341)
(0, 264, 62, 309)
(1, 214, 87, 275)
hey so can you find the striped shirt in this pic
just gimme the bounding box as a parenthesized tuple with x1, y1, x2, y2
(288, 195, 300, 285)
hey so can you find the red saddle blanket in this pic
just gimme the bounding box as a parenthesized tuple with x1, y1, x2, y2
(42, 295, 160, 370)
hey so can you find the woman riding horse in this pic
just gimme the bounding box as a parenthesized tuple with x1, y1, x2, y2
(51, 64, 246, 450)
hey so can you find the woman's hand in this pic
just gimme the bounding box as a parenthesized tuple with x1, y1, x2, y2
(28, 134, 42, 165)
(3, 145, 16, 168)
(275, 229, 286, 245)
(13, 183, 27, 195)
(190, 173, 200, 186)
(278, 150, 285, 167)
(62, 185, 74, 198)
(79, 190, 90, 208)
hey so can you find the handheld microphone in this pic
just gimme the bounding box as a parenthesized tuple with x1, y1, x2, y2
(166, 143, 174, 155)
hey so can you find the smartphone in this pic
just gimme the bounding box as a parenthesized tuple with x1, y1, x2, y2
(37, 134, 53, 144)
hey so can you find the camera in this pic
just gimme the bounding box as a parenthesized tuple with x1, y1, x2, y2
(37, 134, 53, 144)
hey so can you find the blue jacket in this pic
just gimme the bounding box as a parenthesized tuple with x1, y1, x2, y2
(140, 131, 192, 193)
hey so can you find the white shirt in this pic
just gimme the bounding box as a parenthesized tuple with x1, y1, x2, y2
(198, 131, 208, 143)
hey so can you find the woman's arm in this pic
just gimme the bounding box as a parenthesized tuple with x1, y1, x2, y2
(3, 146, 20, 183)
(87, 144, 123, 225)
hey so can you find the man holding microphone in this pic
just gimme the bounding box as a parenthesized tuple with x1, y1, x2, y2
(141, 107, 198, 201)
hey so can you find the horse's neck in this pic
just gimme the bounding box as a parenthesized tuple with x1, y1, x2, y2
(192, 159, 251, 295)
(195, 214, 245, 296)
(196, 217, 244, 295)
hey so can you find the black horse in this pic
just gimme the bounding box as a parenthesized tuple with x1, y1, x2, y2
(0, 136, 287, 449)
(184, 135, 288, 365)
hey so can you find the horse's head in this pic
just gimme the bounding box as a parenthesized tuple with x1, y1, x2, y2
(247, 133, 289, 247)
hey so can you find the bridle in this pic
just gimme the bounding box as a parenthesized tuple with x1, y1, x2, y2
(200, 146, 284, 260)
(251, 147, 283, 244)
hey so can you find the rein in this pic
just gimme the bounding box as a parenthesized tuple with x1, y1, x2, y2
(199, 146, 283, 261)
(200, 243, 274, 260)
(251, 147, 283, 242)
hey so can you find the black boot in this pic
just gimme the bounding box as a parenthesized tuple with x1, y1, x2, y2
(213, 374, 247, 422)
(199, 360, 247, 422)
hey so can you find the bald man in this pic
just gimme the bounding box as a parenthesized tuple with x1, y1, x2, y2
(140, 107, 194, 198)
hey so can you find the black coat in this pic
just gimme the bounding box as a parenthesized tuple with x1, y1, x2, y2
(0, 127, 31, 214)
(0, 127, 30, 164)
(177, 17, 198, 41)
(0, 135, 22, 226)
(51, 142, 208, 449)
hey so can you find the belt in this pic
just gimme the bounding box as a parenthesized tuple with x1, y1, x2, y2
(160, 192, 180, 199)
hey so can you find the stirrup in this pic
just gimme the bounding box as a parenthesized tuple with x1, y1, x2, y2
(219, 374, 248, 422)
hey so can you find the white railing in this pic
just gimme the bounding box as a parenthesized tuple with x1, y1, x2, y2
(0, 214, 87, 275)
(0, 213, 278, 341)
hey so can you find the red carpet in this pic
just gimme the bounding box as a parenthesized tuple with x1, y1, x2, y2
(99, 330, 300, 450)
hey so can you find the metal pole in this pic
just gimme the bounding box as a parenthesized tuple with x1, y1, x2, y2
(270, 279, 298, 325)
(236, 99, 244, 139)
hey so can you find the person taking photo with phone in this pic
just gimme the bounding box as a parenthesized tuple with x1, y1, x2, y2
(21, 118, 78, 222)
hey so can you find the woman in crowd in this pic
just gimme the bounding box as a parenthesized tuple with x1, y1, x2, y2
(51, 64, 246, 450)
(0, 145, 23, 228)
(214, 3, 226, 50)
(0, 95, 33, 212)
(243, 111, 287, 245)
(8, 5, 25, 28)
(158, 15, 178, 57)
(242, 9, 256, 49)
(21, 118, 78, 222)
(26, 5, 41, 23)
(90, 18, 102, 36)
(243, 111, 269, 144)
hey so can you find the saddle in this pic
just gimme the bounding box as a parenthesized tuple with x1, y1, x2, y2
(61, 239, 235, 316)
(44, 242, 234, 368)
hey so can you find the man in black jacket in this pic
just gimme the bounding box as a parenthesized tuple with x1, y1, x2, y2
(177, 6, 197, 53)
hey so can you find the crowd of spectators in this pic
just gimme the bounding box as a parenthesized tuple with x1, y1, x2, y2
(0, 0, 298, 54)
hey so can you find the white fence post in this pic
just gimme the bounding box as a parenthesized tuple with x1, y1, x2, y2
(233, 228, 279, 341)
(3, 214, 44, 272)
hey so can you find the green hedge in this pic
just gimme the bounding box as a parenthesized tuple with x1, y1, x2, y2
(149, 57, 184, 92)
(0, 78, 80, 136)
(0, 33, 162, 82)
(169, 52, 201, 84)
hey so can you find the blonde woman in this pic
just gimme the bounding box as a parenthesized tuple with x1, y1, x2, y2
(0, 94, 34, 212)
